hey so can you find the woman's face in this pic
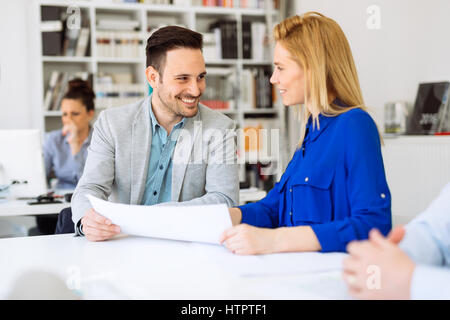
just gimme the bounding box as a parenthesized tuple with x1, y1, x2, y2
(270, 42, 307, 106)
(61, 98, 94, 131)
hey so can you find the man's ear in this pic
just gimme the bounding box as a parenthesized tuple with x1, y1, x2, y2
(145, 66, 159, 89)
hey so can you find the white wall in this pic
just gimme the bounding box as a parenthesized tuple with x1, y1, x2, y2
(287, 0, 450, 225)
(0, 0, 33, 129)
(290, 0, 450, 129)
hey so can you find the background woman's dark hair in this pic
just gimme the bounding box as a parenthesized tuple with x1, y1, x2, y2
(63, 78, 95, 111)
(146, 25, 203, 76)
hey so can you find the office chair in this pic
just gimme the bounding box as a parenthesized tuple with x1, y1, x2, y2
(54, 207, 75, 234)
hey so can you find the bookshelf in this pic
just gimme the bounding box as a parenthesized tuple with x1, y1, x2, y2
(31, 0, 287, 201)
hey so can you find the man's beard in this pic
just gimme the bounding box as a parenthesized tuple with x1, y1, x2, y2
(157, 90, 200, 118)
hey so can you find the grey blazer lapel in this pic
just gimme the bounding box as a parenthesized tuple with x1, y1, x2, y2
(171, 111, 202, 201)
(130, 98, 152, 204)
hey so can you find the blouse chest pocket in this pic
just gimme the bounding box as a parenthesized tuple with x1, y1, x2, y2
(289, 168, 335, 224)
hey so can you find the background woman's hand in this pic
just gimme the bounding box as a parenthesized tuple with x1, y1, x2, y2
(62, 121, 82, 155)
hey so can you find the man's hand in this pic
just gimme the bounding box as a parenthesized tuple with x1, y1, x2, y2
(81, 208, 121, 242)
(219, 224, 279, 255)
(342, 228, 415, 300)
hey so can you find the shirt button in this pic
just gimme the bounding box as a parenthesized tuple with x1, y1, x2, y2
(289, 188, 292, 193)
(159, 165, 163, 170)
(289, 212, 292, 216)
(304, 177, 309, 182)
(153, 191, 157, 196)
(380, 193, 386, 199)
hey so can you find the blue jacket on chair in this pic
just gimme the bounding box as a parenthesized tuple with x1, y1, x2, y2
(239, 106, 392, 252)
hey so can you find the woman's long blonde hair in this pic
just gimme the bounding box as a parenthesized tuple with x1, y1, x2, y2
(273, 12, 380, 145)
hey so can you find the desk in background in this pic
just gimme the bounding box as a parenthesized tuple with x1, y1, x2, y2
(0, 199, 69, 217)
(0, 234, 350, 300)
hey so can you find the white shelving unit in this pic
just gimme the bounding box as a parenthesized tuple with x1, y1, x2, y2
(30, 0, 287, 202)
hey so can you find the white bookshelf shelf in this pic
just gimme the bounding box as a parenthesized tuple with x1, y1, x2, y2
(95, 57, 145, 64)
(243, 109, 278, 114)
(43, 110, 62, 117)
(42, 56, 92, 63)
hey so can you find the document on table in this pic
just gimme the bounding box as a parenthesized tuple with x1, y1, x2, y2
(87, 195, 232, 245)
(191, 243, 347, 277)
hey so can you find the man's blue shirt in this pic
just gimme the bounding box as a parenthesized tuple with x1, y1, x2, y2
(141, 99, 185, 205)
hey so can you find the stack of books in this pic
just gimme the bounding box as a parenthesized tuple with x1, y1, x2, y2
(41, 6, 90, 57)
(240, 67, 274, 110)
(201, 68, 236, 111)
(96, 19, 142, 58)
(43, 71, 92, 111)
(95, 74, 146, 109)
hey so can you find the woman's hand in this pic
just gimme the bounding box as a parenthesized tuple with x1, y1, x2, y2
(62, 121, 82, 155)
(219, 224, 280, 255)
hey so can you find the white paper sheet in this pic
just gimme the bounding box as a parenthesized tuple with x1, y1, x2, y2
(191, 242, 347, 277)
(87, 195, 232, 244)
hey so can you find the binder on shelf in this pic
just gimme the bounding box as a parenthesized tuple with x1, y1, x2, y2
(75, 27, 90, 57)
(242, 21, 252, 59)
(41, 6, 63, 56)
(209, 20, 238, 59)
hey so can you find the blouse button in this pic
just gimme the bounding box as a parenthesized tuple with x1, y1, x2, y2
(289, 212, 292, 216)
(380, 193, 386, 199)
(304, 177, 309, 182)
(289, 188, 292, 193)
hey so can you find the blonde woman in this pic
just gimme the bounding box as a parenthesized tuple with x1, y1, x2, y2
(220, 12, 391, 254)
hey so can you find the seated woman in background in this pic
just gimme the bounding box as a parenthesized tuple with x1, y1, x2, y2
(220, 12, 392, 254)
(32, 79, 95, 235)
(43, 78, 95, 190)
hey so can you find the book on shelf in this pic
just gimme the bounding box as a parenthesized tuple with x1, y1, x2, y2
(240, 163, 276, 192)
(41, 6, 63, 56)
(250, 21, 270, 61)
(193, 0, 278, 9)
(43, 71, 92, 111)
(97, 19, 140, 31)
(241, 20, 252, 59)
(61, 8, 90, 57)
(138, 0, 173, 4)
(240, 67, 273, 110)
(95, 74, 146, 109)
(74, 27, 90, 57)
(201, 67, 236, 111)
(96, 30, 142, 58)
(201, 32, 219, 61)
(238, 117, 279, 163)
(208, 20, 238, 59)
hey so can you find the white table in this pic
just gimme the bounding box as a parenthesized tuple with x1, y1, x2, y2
(0, 199, 69, 217)
(0, 234, 351, 300)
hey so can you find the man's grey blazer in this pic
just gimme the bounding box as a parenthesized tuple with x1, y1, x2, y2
(71, 96, 239, 227)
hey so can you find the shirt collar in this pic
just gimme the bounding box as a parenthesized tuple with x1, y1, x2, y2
(305, 98, 348, 142)
(148, 94, 186, 134)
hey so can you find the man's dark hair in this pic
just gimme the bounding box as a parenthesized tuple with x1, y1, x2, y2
(146, 25, 203, 76)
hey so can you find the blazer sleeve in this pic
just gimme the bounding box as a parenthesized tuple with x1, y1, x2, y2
(71, 111, 116, 230)
(310, 111, 392, 252)
(399, 182, 450, 266)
